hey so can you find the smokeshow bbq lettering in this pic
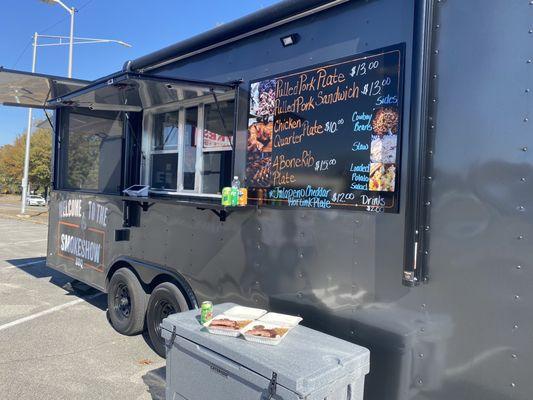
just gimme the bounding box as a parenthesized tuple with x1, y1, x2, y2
(88, 201, 108, 228)
(60, 234, 102, 265)
(59, 199, 82, 219)
(58, 199, 108, 228)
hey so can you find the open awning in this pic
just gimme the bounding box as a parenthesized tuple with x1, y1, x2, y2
(47, 71, 236, 112)
(0, 67, 89, 109)
(0, 67, 90, 108)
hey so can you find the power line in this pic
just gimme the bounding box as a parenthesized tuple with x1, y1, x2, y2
(12, 37, 33, 68)
(11, 0, 96, 69)
(78, 0, 94, 12)
(40, 15, 70, 34)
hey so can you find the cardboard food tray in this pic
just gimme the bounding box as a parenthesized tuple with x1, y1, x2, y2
(257, 312, 302, 327)
(240, 322, 294, 346)
(222, 306, 267, 320)
(203, 315, 253, 337)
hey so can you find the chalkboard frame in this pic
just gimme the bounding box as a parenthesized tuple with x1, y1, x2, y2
(245, 43, 407, 214)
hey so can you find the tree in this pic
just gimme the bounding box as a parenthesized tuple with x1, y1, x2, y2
(0, 136, 24, 194)
(0, 122, 52, 195)
(29, 127, 52, 197)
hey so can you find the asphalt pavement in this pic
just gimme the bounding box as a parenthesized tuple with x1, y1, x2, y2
(0, 217, 166, 400)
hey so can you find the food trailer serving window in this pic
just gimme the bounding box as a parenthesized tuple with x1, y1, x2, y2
(145, 98, 235, 196)
(49, 71, 236, 198)
(57, 109, 124, 194)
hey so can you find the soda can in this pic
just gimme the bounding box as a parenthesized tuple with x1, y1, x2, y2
(221, 187, 231, 206)
(238, 188, 248, 206)
(200, 301, 213, 324)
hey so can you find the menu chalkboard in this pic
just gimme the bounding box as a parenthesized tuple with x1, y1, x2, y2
(245, 43, 405, 213)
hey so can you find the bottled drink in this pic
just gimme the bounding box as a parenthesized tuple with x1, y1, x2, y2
(230, 176, 240, 206)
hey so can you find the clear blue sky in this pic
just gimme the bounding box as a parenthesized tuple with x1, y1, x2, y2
(0, 0, 278, 146)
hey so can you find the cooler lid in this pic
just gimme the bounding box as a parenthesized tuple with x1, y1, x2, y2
(0, 67, 89, 109)
(161, 303, 370, 396)
(47, 71, 235, 112)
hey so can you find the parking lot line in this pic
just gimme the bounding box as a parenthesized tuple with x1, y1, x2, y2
(0, 292, 104, 332)
(0, 239, 47, 246)
(1, 260, 46, 270)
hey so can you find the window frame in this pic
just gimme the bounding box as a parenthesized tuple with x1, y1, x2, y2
(142, 91, 235, 198)
(55, 107, 125, 195)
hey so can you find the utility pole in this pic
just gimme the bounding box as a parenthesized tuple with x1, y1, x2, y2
(20, 32, 38, 215)
(18, 30, 132, 214)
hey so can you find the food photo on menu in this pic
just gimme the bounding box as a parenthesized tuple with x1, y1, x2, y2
(368, 107, 399, 192)
(246, 78, 277, 187)
(369, 163, 396, 192)
(370, 107, 399, 164)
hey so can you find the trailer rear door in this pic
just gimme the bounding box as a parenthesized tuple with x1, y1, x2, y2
(0, 67, 89, 109)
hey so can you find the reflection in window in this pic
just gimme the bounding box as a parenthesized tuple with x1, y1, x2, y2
(153, 112, 178, 150)
(183, 107, 198, 190)
(203, 100, 234, 194)
(59, 110, 123, 193)
(203, 152, 232, 194)
(151, 153, 178, 190)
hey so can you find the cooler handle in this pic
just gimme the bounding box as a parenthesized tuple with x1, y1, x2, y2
(180, 339, 242, 373)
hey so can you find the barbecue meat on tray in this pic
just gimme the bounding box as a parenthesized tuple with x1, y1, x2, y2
(246, 325, 281, 338)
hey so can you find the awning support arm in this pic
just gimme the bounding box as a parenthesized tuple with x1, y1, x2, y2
(42, 86, 54, 130)
(44, 110, 54, 131)
(210, 88, 235, 152)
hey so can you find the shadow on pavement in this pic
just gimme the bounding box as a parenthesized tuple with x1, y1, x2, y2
(142, 366, 166, 400)
(4, 257, 107, 311)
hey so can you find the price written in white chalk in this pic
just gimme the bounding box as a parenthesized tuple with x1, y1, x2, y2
(324, 119, 344, 133)
(315, 159, 337, 172)
(361, 77, 392, 97)
(350, 60, 380, 77)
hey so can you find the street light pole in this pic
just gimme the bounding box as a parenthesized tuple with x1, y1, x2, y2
(68, 6, 74, 78)
(40, 0, 76, 77)
(18, 31, 132, 214)
(20, 32, 38, 215)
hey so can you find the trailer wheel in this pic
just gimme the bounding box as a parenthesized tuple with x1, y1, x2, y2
(107, 268, 148, 336)
(146, 282, 189, 358)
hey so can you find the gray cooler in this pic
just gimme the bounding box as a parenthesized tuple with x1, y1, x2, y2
(161, 303, 370, 400)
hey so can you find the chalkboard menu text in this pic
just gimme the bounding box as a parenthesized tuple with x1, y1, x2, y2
(245, 44, 405, 213)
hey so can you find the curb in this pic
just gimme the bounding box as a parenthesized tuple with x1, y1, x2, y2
(0, 213, 48, 226)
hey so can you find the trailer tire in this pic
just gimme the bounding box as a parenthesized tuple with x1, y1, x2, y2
(107, 268, 148, 336)
(146, 282, 189, 358)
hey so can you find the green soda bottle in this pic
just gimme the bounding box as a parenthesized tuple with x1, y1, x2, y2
(230, 176, 240, 207)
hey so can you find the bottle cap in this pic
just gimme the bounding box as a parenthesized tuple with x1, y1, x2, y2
(234, 176, 238, 180)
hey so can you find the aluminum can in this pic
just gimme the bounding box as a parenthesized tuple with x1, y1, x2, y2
(238, 188, 248, 206)
(200, 301, 213, 324)
(221, 187, 232, 206)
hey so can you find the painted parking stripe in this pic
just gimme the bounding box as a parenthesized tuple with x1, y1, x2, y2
(1, 260, 46, 270)
(0, 292, 104, 332)
(0, 238, 47, 246)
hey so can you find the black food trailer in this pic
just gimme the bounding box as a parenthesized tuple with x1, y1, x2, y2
(0, 0, 531, 399)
